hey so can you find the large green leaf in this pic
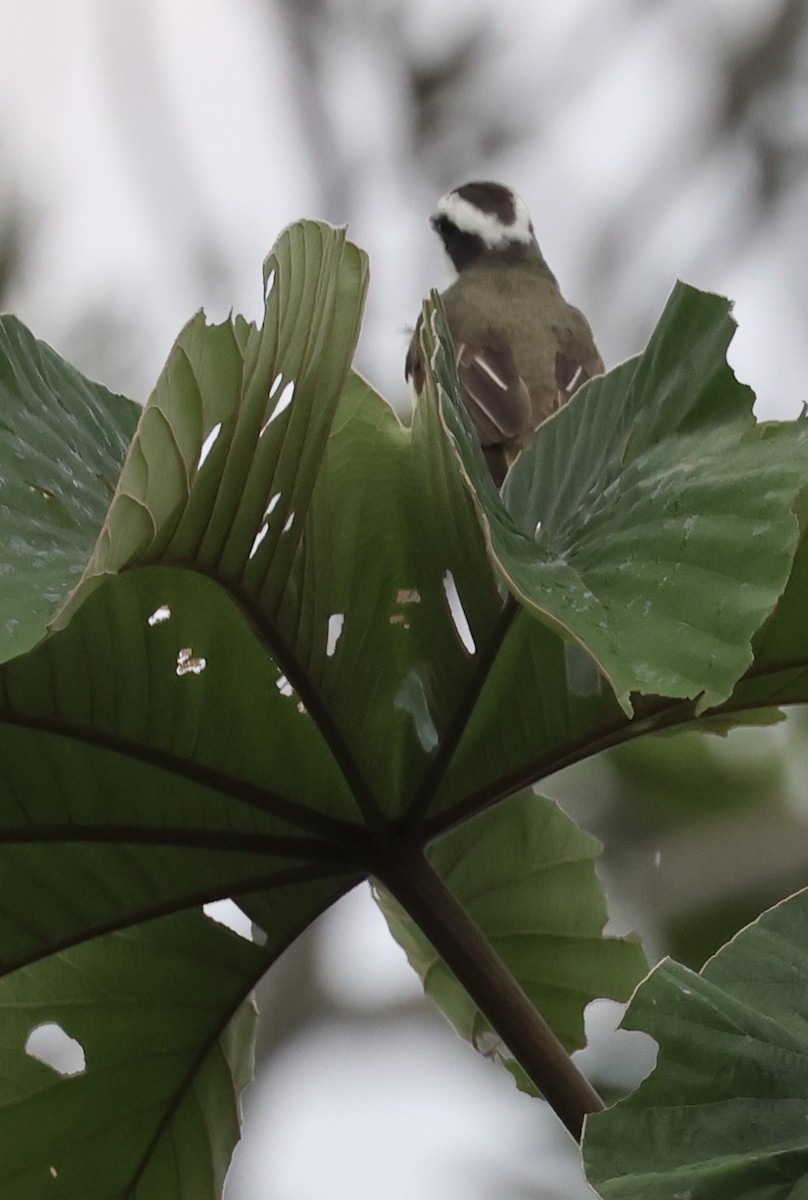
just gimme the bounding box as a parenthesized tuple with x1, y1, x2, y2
(56, 220, 369, 623)
(377, 789, 647, 1090)
(583, 886, 808, 1199)
(0, 224, 374, 1195)
(0, 317, 138, 661)
(423, 285, 808, 714)
(2, 218, 808, 1189)
(0, 565, 366, 974)
(722, 486, 808, 717)
(0, 903, 342, 1200)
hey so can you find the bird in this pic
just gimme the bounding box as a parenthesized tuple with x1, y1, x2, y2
(405, 181, 604, 486)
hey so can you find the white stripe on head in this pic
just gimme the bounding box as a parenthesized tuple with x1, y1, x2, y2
(436, 189, 534, 248)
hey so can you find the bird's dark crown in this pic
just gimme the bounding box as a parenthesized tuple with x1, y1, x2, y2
(431, 180, 539, 272)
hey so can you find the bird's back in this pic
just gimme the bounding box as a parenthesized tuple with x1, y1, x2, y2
(440, 263, 589, 427)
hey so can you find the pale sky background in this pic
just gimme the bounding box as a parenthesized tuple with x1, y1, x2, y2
(1, 1, 806, 419)
(0, 2, 806, 1197)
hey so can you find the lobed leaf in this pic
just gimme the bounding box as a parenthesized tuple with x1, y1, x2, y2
(425, 284, 808, 714)
(0, 219, 807, 1192)
(584, 886, 808, 1199)
(0, 317, 138, 661)
(0, 907, 310, 1200)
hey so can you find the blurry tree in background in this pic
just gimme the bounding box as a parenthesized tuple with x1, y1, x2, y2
(2, 2, 808, 1197)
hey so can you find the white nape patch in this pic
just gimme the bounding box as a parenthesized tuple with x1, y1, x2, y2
(176, 647, 207, 676)
(442, 570, 476, 654)
(436, 189, 534, 249)
(326, 613, 345, 658)
(147, 604, 172, 627)
(250, 523, 269, 559)
(197, 422, 223, 470)
(203, 899, 255, 942)
(26, 1023, 86, 1076)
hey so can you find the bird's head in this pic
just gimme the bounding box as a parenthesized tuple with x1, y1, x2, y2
(430, 181, 541, 273)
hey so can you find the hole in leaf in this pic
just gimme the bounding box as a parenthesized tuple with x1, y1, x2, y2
(269, 372, 283, 398)
(283, 511, 295, 533)
(473, 1029, 511, 1061)
(261, 380, 296, 432)
(442, 571, 476, 654)
(26, 1023, 86, 1076)
(326, 613, 345, 658)
(197, 422, 222, 470)
(203, 900, 255, 942)
(265, 268, 276, 296)
(276, 674, 294, 698)
(49, 1167, 58, 1179)
(147, 604, 172, 627)
(265, 492, 282, 517)
(176, 647, 207, 676)
(573, 999, 658, 1091)
(390, 586, 420, 628)
(250, 524, 269, 560)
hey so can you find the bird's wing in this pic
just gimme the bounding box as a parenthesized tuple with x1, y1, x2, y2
(455, 336, 532, 448)
(553, 307, 605, 401)
(404, 314, 425, 393)
(406, 318, 531, 449)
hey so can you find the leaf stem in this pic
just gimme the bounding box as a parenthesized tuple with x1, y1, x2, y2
(377, 845, 604, 1141)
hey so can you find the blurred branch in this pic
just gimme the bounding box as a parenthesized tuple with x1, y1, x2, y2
(401, 22, 528, 182)
(264, 0, 352, 219)
(583, 0, 808, 349)
(0, 210, 25, 308)
(719, 0, 808, 205)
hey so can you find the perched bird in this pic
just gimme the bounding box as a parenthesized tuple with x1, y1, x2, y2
(406, 181, 604, 485)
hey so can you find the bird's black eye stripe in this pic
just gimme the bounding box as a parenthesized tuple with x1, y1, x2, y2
(432, 215, 485, 272)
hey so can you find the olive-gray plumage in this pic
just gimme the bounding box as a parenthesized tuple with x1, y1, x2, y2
(406, 181, 603, 485)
